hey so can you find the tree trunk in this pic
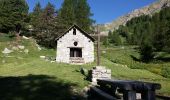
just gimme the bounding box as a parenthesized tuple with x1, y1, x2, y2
(16, 30, 21, 43)
(16, 24, 22, 42)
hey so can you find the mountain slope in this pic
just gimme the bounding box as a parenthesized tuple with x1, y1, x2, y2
(100, 0, 170, 32)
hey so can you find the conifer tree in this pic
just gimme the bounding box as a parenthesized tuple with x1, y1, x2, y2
(33, 2, 42, 15)
(0, 0, 29, 35)
(57, 0, 94, 32)
(57, 0, 76, 28)
(75, 0, 94, 32)
(30, 2, 42, 34)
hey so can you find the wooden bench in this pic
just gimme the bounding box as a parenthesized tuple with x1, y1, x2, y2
(96, 79, 161, 100)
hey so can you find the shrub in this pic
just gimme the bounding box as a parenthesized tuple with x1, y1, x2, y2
(140, 43, 154, 62)
(161, 65, 170, 78)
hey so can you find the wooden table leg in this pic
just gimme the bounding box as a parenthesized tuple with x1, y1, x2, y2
(141, 90, 156, 100)
(123, 90, 136, 100)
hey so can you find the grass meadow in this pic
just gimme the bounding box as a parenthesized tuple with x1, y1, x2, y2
(0, 35, 170, 99)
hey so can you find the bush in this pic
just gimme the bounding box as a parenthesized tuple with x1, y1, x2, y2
(103, 38, 110, 47)
(140, 43, 154, 62)
(129, 61, 146, 69)
(161, 66, 170, 78)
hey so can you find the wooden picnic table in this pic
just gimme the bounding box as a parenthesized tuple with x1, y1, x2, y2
(97, 79, 161, 100)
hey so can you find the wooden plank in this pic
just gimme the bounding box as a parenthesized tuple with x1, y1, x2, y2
(156, 95, 170, 100)
(97, 79, 133, 90)
(90, 86, 117, 100)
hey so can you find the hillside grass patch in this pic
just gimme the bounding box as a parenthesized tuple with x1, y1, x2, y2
(0, 36, 170, 96)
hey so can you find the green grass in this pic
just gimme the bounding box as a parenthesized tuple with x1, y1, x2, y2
(0, 36, 170, 99)
(101, 46, 170, 95)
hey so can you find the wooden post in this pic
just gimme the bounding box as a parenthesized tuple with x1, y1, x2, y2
(97, 25, 100, 66)
(123, 90, 136, 100)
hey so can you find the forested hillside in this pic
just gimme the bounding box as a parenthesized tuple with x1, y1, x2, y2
(107, 7, 170, 62)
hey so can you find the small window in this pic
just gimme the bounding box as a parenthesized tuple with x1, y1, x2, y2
(74, 41, 78, 46)
(73, 28, 76, 35)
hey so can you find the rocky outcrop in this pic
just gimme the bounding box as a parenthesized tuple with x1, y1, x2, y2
(100, 0, 170, 33)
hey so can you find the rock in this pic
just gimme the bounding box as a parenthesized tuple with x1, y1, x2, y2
(37, 46, 42, 51)
(83, 86, 89, 92)
(22, 36, 29, 39)
(102, 50, 106, 53)
(17, 57, 23, 59)
(40, 56, 45, 59)
(36, 44, 42, 51)
(24, 49, 29, 54)
(6, 56, 14, 58)
(2, 60, 5, 63)
(50, 61, 55, 63)
(121, 46, 125, 49)
(18, 45, 25, 49)
(12, 46, 19, 51)
(2, 48, 13, 54)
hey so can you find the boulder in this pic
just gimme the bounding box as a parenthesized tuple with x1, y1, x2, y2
(2, 48, 13, 54)
(40, 56, 46, 59)
(22, 36, 29, 39)
(2, 60, 5, 63)
(24, 49, 29, 54)
(50, 61, 55, 63)
(18, 45, 25, 49)
(36, 44, 42, 51)
(12, 46, 19, 51)
(102, 50, 106, 54)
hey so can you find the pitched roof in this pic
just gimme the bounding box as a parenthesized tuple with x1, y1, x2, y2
(55, 24, 95, 42)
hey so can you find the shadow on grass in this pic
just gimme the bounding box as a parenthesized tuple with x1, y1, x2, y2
(0, 75, 82, 100)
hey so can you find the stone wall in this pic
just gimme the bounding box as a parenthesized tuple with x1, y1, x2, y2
(90, 66, 111, 84)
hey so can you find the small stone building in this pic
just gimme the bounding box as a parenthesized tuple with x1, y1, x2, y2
(56, 24, 95, 64)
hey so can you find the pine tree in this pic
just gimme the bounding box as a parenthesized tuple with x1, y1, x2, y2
(29, 2, 42, 34)
(33, 2, 42, 15)
(57, 0, 76, 28)
(140, 42, 154, 62)
(75, 0, 94, 32)
(110, 31, 122, 46)
(108, 31, 112, 43)
(57, 0, 94, 32)
(0, 0, 29, 35)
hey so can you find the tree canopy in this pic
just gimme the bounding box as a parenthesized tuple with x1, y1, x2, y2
(0, 0, 94, 48)
(58, 0, 94, 32)
(0, 0, 29, 33)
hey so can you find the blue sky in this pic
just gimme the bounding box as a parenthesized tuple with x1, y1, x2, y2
(26, 0, 156, 24)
